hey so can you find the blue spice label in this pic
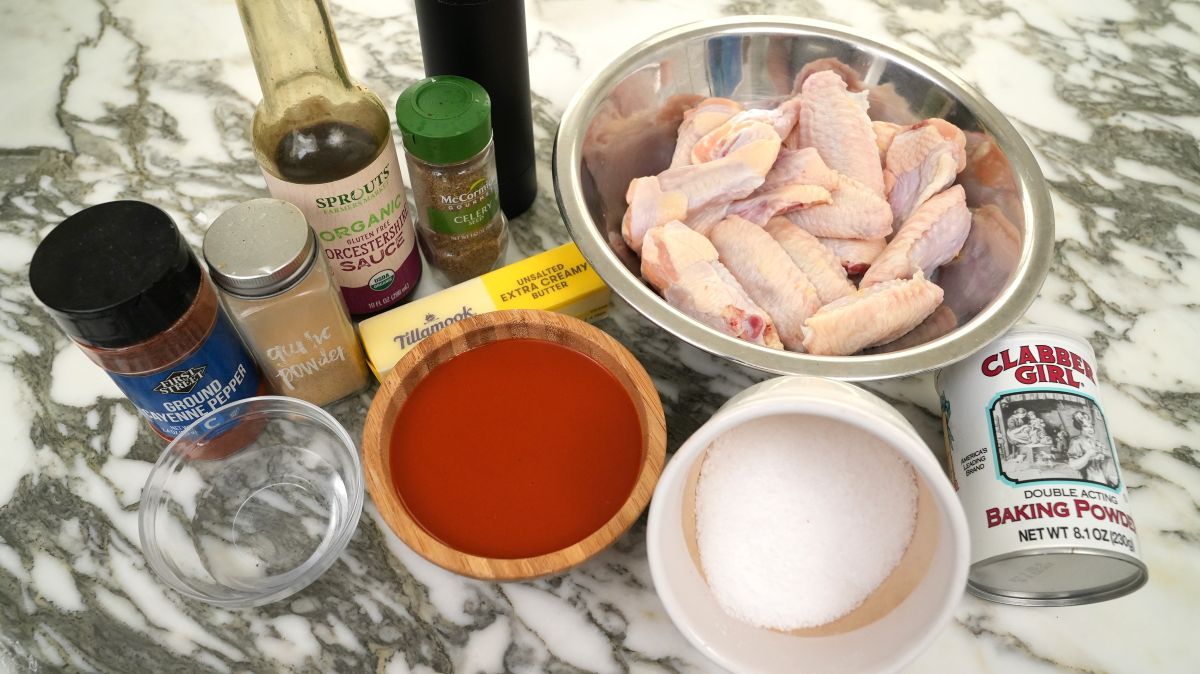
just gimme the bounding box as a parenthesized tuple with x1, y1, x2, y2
(108, 311, 261, 439)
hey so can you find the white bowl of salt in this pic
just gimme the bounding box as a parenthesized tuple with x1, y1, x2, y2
(647, 376, 969, 674)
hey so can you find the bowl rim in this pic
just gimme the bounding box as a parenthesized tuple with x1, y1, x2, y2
(137, 395, 364, 608)
(360, 308, 667, 581)
(553, 15, 1054, 380)
(645, 381, 970, 673)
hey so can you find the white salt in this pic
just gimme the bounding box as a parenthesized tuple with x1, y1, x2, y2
(695, 414, 918, 630)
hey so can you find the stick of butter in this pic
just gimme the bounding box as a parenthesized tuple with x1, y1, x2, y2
(359, 242, 611, 380)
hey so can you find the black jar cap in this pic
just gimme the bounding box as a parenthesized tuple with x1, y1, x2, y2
(29, 201, 201, 348)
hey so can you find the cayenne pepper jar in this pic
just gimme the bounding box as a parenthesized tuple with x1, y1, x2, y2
(396, 76, 509, 285)
(203, 198, 370, 407)
(29, 201, 263, 441)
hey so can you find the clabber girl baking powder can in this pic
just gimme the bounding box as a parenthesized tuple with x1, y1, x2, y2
(935, 324, 1148, 605)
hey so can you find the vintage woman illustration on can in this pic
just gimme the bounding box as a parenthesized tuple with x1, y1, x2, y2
(990, 390, 1120, 489)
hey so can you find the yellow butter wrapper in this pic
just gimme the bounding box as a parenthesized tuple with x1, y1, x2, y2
(359, 242, 611, 380)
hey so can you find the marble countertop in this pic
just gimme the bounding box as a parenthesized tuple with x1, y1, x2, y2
(2, 0, 1198, 672)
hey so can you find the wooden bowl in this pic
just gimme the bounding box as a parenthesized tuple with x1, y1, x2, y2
(362, 309, 666, 581)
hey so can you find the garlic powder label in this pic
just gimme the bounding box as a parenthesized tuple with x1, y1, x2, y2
(263, 325, 351, 392)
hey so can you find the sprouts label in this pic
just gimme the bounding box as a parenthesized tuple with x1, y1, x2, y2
(263, 136, 420, 314)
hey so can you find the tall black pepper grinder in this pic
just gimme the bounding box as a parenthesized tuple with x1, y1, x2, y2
(414, 0, 537, 219)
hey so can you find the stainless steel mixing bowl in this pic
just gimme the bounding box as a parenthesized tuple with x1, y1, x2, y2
(554, 17, 1053, 379)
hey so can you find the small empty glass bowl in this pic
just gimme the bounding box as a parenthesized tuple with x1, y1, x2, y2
(138, 396, 363, 608)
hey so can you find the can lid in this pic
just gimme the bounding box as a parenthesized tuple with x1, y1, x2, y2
(969, 548, 1148, 607)
(395, 76, 492, 165)
(203, 199, 317, 298)
(1004, 322, 1090, 344)
(29, 200, 201, 348)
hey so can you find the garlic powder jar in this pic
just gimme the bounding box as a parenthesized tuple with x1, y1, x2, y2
(204, 198, 369, 406)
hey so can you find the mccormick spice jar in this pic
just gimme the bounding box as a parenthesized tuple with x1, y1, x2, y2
(936, 324, 1148, 605)
(29, 201, 263, 441)
(396, 75, 509, 285)
(203, 199, 370, 407)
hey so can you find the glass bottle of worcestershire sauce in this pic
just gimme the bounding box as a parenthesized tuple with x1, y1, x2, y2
(236, 0, 420, 317)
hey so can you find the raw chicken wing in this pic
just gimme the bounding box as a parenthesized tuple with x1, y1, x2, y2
(797, 71, 885, 195)
(884, 119, 967, 225)
(818, 237, 886, 275)
(801, 273, 944, 355)
(785, 174, 893, 239)
(760, 147, 840, 192)
(873, 121, 906, 161)
(768, 148, 892, 239)
(860, 185, 971, 288)
(792, 60, 920, 126)
(766, 96, 804, 140)
(671, 98, 742, 168)
(582, 93, 696, 231)
(919, 119, 966, 164)
(794, 58, 866, 93)
(621, 177, 688, 253)
(865, 305, 958, 353)
(690, 118, 784, 165)
(641, 221, 783, 348)
(708, 216, 822, 350)
(658, 125, 781, 213)
(684, 204, 729, 236)
(727, 184, 832, 226)
(697, 99, 803, 161)
(763, 218, 855, 303)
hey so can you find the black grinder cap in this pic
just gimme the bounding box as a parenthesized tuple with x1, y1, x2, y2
(29, 201, 201, 348)
(414, 0, 538, 218)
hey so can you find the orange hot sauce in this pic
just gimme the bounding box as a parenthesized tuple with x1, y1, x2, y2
(389, 338, 644, 559)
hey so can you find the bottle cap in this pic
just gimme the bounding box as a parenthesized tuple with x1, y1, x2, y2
(203, 199, 318, 299)
(395, 76, 493, 165)
(29, 201, 202, 348)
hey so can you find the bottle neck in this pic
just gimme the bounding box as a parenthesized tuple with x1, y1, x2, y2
(236, 0, 354, 104)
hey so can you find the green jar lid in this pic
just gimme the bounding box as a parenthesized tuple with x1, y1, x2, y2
(396, 76, 493, 165)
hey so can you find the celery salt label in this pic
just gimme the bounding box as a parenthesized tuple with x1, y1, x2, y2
(426, 177, 500, 234)
(935, 324, 1148, 606)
